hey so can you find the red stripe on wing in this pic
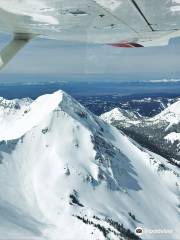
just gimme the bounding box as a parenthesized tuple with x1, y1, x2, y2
(109, 42, 144, 48)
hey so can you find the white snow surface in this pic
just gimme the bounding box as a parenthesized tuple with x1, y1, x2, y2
(165, 132, 180, 144)
(101, 107, 140, 125)
(151, 99, 180, 126)
(0, 90, 179, 240)
(101, 108, 127, 124)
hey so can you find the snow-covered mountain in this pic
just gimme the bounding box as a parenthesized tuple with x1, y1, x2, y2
(152, 99, 180, 127)
(101, 99, 180, 166)
(0, 97, 32, 133)
(0, 91, 179, 240)
(101, 107, 141, 126)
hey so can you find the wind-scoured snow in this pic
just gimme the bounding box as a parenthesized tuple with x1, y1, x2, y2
(0, 90, 179, 240)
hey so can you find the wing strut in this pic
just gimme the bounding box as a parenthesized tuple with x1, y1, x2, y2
(130, 0, 155, 32)
(0, 33, 34, 70)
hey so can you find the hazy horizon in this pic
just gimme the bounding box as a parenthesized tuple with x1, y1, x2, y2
(1, 34, 180, 83)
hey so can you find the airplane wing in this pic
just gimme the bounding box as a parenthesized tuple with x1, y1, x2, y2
(1, 0, 180, 69)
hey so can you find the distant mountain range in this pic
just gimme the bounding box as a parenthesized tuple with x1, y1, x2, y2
(101, 99, 180, 167)
(0, 91, 179, 240)
(78, 95, 179, 116)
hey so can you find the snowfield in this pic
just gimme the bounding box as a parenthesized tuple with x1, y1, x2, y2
(165, 132, 180, 144)
(0, 90, 179, 240)
(101, 99, 180, 165)
(101, 107, 141, 126)
(152, 99, 180, 127)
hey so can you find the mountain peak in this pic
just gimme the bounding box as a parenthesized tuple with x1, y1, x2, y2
(101, 107, 140, 125)
(0, 90, 65, 140)
(101, 108, 127, 123)
(0, 91, 179, 240)
(0, 89, 103, 142)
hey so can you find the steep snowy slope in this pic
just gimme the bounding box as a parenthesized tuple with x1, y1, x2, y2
(151, 100, 180, 153)
(102, 100, 180, 166)
(152, 99, 180, 124)
(0, 91, 179, 240)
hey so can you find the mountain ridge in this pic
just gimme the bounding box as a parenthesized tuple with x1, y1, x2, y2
(0, 90, 179, 240)
(101, 99, 180, 166)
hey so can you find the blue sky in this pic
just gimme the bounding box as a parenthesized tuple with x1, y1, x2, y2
(1, 34, 180, 83)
